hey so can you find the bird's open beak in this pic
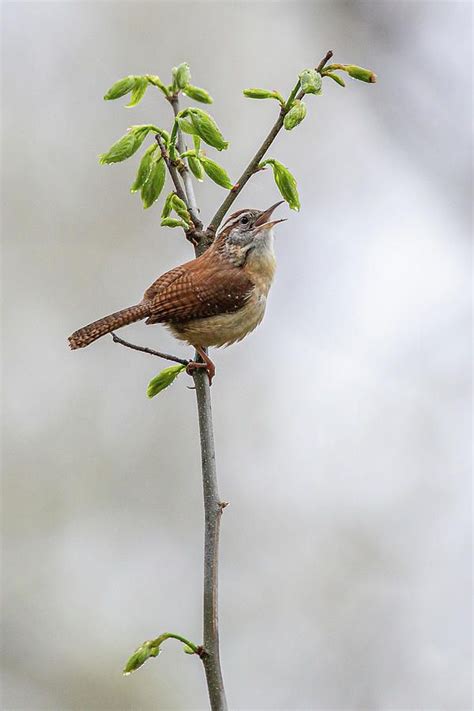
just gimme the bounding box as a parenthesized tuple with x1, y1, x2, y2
(255, 200, 286, 229)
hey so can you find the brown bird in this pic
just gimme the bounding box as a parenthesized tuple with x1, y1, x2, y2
(68, 201, 285, 382)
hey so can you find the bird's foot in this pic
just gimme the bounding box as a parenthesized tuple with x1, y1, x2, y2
(186, 360, 215, 385)
(186, 347, 216, 385)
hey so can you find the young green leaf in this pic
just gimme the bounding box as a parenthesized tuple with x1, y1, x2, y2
(130, 144, 157, 192)
(170, 195, 191, 225)
(174, 62, 191, 90)
(188, 154, 204, 181)
(99, 132, 141, 164)
(177, 117, 199, 136)
(188, 109, 229, 151)
(200, 156, 233, 189)
(141, 157, 166, 209)
(147, 364, 187, 398)
(261, 158, 300, 211)
(161, 192, 175, 218)
(183, 85, 213, 104)
(345, 65, 377, 83)
(243, 88, 283, 102)
(161, 217, 189, 229)
(127, 76, 148, 107)
(104, 75, 137, 101)
(299, 69, 322, 95)
(283, 100, 307, 130)
(325, 72, 346, 87)
(123, 641, 159, 675)
(146, 74, 169, 95)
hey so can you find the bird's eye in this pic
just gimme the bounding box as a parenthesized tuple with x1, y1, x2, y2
(240, 215, 250, 225)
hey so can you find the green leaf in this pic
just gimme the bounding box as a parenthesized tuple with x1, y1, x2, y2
(146, 74, 169, 95)
(130, 144, 158, 192)
(188, 154, 204, 181)
(283, 100, 307, 130)
(183, 84, 213, 104)
(200, 156, 233, 189)
(99, 132, 141, 164)
(325, 72, 345, 87)
(174, 62, 191, 90)
(127, 76, 148, 107)
(299, 69, 322, 95)
(188, 109, 229, 151)
(161, 192, 175, 218)
(171, 194, 191, 225)
(261, 158, 300, 211)
(141, 157, 166, 208)
(147, 364, 187, 397)
(345, 65, 377, 83)
(243, 88, 283, 102)
(123, 641, 159, 675)
(104, 75, 137, 101)
(161, 217, 189, 229)
(177, 117, 199, 136)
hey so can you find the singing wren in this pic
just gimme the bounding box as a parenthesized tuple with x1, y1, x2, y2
(68, 201, 285, 381)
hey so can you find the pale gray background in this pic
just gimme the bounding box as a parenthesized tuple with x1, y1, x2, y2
(2, 2, 472, 710)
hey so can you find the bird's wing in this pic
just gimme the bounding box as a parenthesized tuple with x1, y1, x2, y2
(143, 257, 254, 324)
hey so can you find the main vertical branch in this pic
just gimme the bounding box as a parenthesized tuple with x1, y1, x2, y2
(169, 96, 228, 710)
(192, 371, 227, 710)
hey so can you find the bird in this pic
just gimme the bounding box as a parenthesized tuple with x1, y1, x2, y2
(68, 201, 286, 382)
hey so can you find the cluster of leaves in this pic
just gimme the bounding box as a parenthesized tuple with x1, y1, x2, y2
(99, 61, 376, 222)
(99, 63, 233, 215)
(100, 59, 376, 398)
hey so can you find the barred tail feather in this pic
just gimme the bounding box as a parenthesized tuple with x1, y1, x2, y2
(68, 303, 150, 349)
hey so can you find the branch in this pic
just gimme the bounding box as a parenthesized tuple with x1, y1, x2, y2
(207, 49, 333, 234)
(192, 368, 228, 710)
(154, 133, 189, 207)
(169, 96, 204, 234)
(111, 333, 189, 366)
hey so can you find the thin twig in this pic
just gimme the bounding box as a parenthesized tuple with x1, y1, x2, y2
(207, 50, 333, 234)
(155, 133, 189, 207)
(111, 333, 189, 366)
(169, 96, 203, 232)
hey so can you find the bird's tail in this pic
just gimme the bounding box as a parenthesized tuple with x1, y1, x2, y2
(68, 303, 150, 349)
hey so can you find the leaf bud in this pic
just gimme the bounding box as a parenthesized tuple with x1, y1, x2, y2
(183, 85, 213, 104)
(174, 62, 192, 90)
(188, 109, 229, 151)
(261, 158, 300, 211)
(104, 75, 137, 101)
(345, 65, 377, 83)
(160, 218, 189, 230)
(188, 154, 204, 181)
(299, 69, 322, 95)
(199, 156, 233, 189)
(325, 72, 345, 87)
(283, 100, 307, 130)
(243, 88, 281, 101)
(141, 157, 166, 209)
(123, 641, 159, 675)
(131, 144, 158, 192)
(171, 194, 191, 225)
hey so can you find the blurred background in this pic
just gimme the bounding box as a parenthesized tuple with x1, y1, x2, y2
(2, 2, 472, 709)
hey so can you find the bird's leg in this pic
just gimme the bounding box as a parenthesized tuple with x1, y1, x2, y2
(186, 346, 216, 385)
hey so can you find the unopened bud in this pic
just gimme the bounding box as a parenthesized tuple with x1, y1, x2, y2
(183, 85, 213, 104)
(188, 154, 204, 181)
(299, 69, 322, 95)
(188, 109, 229, 151)
(174, 62, 191, 90)
(104, 75, 136, 101)
(123, 641, 159, 675)
(243, 88, 280, 100)
(345, 65, 377, 83)
(171, 195, 191, 225)
(283, 100, 307, 130)
(261, 158, 300, 211)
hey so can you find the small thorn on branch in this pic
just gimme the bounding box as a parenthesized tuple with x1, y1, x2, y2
(219, 501, 229, 510)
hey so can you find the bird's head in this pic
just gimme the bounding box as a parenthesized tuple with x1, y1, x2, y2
(217, 201, 286, 252)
